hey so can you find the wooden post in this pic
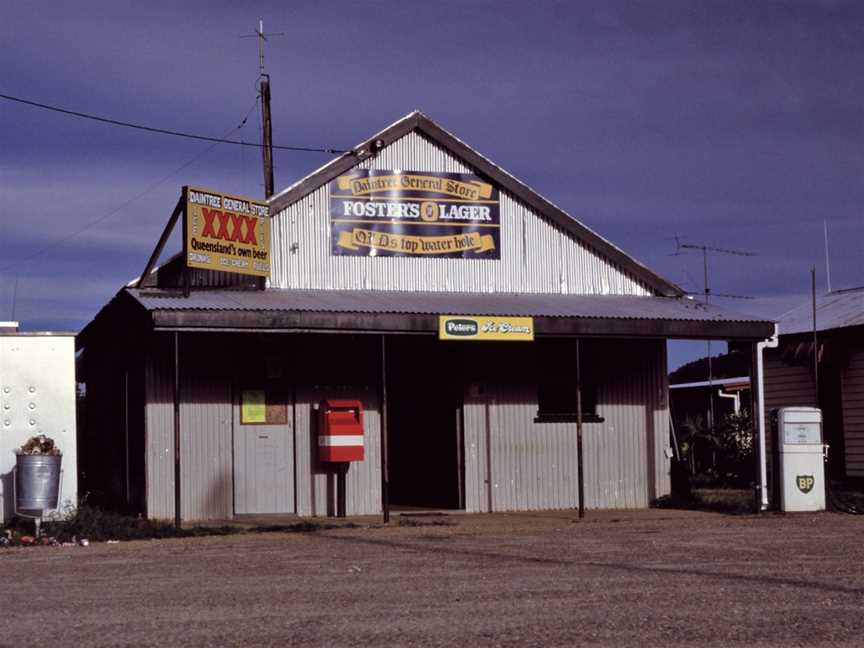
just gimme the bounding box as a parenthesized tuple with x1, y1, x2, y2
(749, 341, 761, 512)
(258, 74, 274, 292)
(485, 402, 493, 513)
(172, 331, 182, 529)
(260, 75, 274, 199)
(576, 338, 585, 519)
(136, 195, 184, 289)
(380, 335, 390, 523)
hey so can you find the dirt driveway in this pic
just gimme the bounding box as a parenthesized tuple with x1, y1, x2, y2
(2, 510, 863, 646)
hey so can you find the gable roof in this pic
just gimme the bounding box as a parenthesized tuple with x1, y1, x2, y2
(269, 111, 685, 298)
(778, 286, 864, 335)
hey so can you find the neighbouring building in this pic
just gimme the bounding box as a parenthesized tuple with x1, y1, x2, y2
(0, 322, 78, 523)
(78, 111, 774, 521)
(764, 286, 864, 480)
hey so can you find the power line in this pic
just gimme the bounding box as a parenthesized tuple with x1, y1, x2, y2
(0, 99, 260, 275)
(0, 92, 346, 154)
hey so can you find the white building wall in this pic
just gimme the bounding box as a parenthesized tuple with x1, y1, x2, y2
(0, 335, 78, 523)
(271, 131, 652, 297)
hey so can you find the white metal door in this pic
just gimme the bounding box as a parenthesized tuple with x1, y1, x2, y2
(233, 388, 294, 515)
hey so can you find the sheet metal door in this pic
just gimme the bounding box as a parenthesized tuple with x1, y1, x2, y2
(233, 387, 294, 514)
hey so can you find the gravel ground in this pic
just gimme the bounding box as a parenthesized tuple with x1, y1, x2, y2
(2, 509, 863, 647)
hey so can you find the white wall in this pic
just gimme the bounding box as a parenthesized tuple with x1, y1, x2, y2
(0, 335, 78, 523)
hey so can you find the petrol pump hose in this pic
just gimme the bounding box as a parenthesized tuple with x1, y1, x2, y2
(825, 450, 863, 515)
(827, 481, 862, 515)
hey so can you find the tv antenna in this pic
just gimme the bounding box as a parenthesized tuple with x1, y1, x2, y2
(241, 19, 284, 79)
(241, 19, 284, 199)
(672, 236, 756, 303)
(673, 236, 757, 437)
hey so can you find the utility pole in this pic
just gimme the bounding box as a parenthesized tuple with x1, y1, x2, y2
(260, 73, 274, 198)
(242, 19, 283, 199)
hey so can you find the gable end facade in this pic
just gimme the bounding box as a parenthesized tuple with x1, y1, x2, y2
(268, 113, 682, 297)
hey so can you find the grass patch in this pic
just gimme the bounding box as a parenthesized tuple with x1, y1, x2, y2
(29, 506, 243, 543)
(653, 488, 756, 515)
(397, 517, 456, 527)
(252, 521, 358, 534)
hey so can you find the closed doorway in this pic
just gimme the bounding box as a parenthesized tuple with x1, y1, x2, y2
(233, 383, 294, 514)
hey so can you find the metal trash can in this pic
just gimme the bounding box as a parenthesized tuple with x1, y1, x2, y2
(15, 453, 62, 514)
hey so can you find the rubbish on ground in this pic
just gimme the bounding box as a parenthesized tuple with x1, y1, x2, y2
(16, 434, 61, 456)
(106, 540, 120, 544)
(20, 535, 35, 545)
(78, 538, 89, 547)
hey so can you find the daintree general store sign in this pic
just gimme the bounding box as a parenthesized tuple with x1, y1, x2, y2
(184, 186, 271, 277)
(438, 315, 534, 341)
(329, 170, 500, 259)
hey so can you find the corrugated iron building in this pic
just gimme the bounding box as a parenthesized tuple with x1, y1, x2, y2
(79, 112, 773, 521)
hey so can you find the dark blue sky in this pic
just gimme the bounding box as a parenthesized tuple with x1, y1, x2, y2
(1, 1, 862, 367)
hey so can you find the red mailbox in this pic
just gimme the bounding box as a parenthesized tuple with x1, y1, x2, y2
(319, 399, 364, 462)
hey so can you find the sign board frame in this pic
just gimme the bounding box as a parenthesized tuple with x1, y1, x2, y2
(329, 169, 500, 259)
(183, 185, 271, 278)
(438, 315, 534, 341)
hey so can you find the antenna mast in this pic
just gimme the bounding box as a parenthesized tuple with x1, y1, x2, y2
(241, 19, 284, 199)
(823, 220, 832, 293)
(675, 239, 757, 440)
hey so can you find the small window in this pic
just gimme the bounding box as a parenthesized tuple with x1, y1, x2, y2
(535, 339, 603, 423)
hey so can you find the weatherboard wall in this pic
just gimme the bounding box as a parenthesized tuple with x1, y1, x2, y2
(842, 341, 864, 477)
(762, 350, 818, 461)
(270, 131, 652, 297)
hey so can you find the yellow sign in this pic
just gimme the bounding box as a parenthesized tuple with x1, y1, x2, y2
(184, 186, 271, 277)
(336, 173, 494, 201)
(438, 315, 534, 341)
(241, 390, 266, 424)
(337, 228, 495, 255)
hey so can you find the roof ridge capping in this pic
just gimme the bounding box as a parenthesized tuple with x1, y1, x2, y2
(268, 110, 685, 298)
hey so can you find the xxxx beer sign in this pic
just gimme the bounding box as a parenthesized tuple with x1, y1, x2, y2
(329, 170, 500, 259)
(184, 186, 271, 277)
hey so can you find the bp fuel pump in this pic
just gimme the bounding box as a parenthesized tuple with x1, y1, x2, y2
(773, 407, 827, 512)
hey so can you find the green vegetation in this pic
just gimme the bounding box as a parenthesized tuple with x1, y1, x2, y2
(653, 488, 755, 515)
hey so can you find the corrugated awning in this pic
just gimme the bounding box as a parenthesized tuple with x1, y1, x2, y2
(123, 288, 775, 340)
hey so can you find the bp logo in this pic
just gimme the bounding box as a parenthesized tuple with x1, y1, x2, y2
(796, 475, 815, 494)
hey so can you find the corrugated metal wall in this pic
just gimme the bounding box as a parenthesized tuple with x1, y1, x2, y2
(178, 339, 233, 521)
(584, 340, 670, 508)
(271, 131, 651, 296)
(144, 336, 174, 520)
(293, 334, 382, 516)
(842, 342, 864, 477)
(463, 339, 670, 512)
(145, 333, 383, 521)
(294, 386, 381, 517)
(144, 333, 670, 520)
(144, 334, 233, 521)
